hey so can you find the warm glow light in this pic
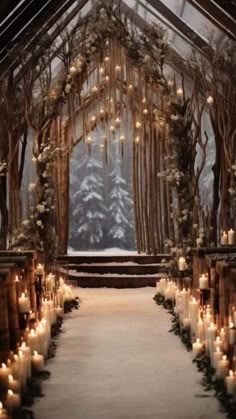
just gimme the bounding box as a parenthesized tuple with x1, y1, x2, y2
(135, 136, 140, 144)
(105, 76, 109, 82)
(91, 85, 98, 93)
(115, 65, 121, 72)
(229, 370, 234, 377)
(115, 117, 120, 126)
(21, 292, 25, 298)
(91, 115, 96, 122)
(221, 328, 225, 332)
(177, 87, 183, 96)
(8, 390, 13, 396)
(230, 322, 234, 328)
(207, 95, 214, 104)
(1, 364, 6, 369)
(8, 375, 13, 382)
(33, 351, 38, 356)
(216, 347, 220, 353)
(135, 121, 141, 129)
(142, 97, 146, 104)
(15, 276, 19, 282)
(104, 56, 110, 62)
(30, 329, 36, 336)
(109, 125, 115, 132)
(69, 65, 76, 74)
(99, 109, 105, 116)
(143, 108, 148, 115)
(99, 67, 105, 75)
(128, 84, 133, 90)
(223, 355, 227, 361)
(119, 135, 125, 142)
(196, 338, 200, 343)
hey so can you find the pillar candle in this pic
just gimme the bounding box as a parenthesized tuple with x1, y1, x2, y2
(213, 337, 223, 352)
(0, 402, 8, 419)
(213, 347, 223, 369)
(189, 298, 199, 333)
(8, 375, 20, 394)
(31, 351, 44, 372)
(0, 364, 12, 387)
(228, 229, 235, 245)
(197, 318, 205, 342)
(18, 292, 30, 313)
(5, 390, 20, 413)
(28, 329, 39, 354)
(192, 338, 203, 356)
(220, 327, 226, 343)
(19, 342, 31, 378)
(229, 323, 236, 345)
(217, 355, 229, 378)
(225, 370, 236, 395)
(199, 274, 208, 289)
(178, 257, 186, 271)
(221, 231, 228, 245)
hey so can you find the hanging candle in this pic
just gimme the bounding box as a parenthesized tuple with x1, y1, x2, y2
(86, 137, 92, 145)
(115, 65, 121, 73)
(135, 136, 140, 144)
(177, 87, 183, 96)
(115, 117, 121, 127)
(119, 135, 126, 142)
(105, 76, 109, 83)
(104, 56, 110, 63)
(142, 97, 146, 104)
(90, 115, 96, 123)
(128, 84, 133, 92)
(143, 108, 148, 115)
(100, 144, 105, 151)
(91, 85, 98, 94)
(135, 121, 141, 129)
(109, 125, 115, 133)
(99, 67, 105, 75)
(69, 65, 76, 74)
(207, 95, 214, 105)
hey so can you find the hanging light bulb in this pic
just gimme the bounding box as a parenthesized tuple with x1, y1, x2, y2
(115, 65, 121, 73)
(109, 125, 115, 132)
(128, 84, 133, 91)
(142, 97, 146, 104)
(135, 136, 140, 144)
(86, 137, 92, 145)
(90, 115, 96, 123)
(104, 56, 110, 63)
(119, 135, 126, 142)
(69, 65, 77, 74)
(92, 85, 98, 94)
(207, 95, 214, 104)
(143, 108, 148, 115)
(105, 75, 109, 82)
(177, 87, 183, 96)
(135, 121, 142, 129)
(99, 67, 105, 75)
(115, 117, 121, 127)
(99, 109, 105, 117)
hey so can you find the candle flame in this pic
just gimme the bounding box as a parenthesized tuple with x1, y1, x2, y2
(34, 351, 38, 356)
(8, 390, 13, 396)
(21, 342, 26, 348)
(196, 338, 200, 343)
(1, 363, 6, 369)
(14, 354, 18, 360)
(229, 370, 234, 377)
(30, 329, 35, 335)
(8, 375, 13, 382)
(15, 275, 19, 282)
(230, 322, 234, 328)
(0, 401, 2, 409)
(21, 292, 25, 298)
(223, 355, 227, 361)
(216, 337, 220, 342)
(216, 347, 220, 352)
(18, 351, 23, 358)
(221, 328, 225, 333)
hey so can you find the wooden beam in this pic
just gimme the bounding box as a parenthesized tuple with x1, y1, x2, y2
(213, 0, 236, 19)
(188, 0, 236, 39)
(0, 0, 88, 79)
(144, 0, 210, 51)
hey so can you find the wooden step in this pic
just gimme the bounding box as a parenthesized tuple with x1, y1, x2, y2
(62, 263, 165, 275)
(57, 254, 171, 265)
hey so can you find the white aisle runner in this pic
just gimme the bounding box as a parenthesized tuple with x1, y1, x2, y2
(34, 288, 225, 419)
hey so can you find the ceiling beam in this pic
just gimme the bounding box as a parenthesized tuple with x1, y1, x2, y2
(187, 0, 236, 39)
(0, 0, 88, 78)
(144, 0, 210, 51)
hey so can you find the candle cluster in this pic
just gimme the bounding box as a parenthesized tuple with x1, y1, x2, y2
(0, 264, 76, 415)
(156, 274, 236, 397)
(220, 229, 235, 246)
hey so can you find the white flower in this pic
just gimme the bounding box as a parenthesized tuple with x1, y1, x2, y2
(36, 204, 45, 213)
(28, 183, 36, 192)
(22, 220, 30, 227)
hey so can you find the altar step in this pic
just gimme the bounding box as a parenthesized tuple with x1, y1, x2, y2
(57, 253, 171, 288)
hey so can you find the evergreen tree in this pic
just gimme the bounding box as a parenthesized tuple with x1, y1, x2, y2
(69, 141, 106, 250)
(107, 140, 135, 249)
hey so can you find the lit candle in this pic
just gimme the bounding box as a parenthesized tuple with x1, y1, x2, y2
(217, 355, 229, 378)
(0, 363, 12, 387)
(0, 402, 8, 419)
(207, 95, 214, 104)
(213, 347, 223, 369)
(135, 121, 142, 129)
(19, 342, 31, 378)
(229, 322, 236, 345)
(18, 292, 30, 313)
(192, 338, 203, 356)
(178, 257, 186, 271)
(8, 375, 20, 394)
(228, 229, 235, 245)
(5, 390, 20, 413)
(36, 263, 44, 275)
(28, 329, 39, 354)
(197, 318, 205, 342)
(220, 327, 226, 343)
(177, 87, 183, 96)
(225, 370, 236, 395)
(31, 351, 44, 372)
(213, 336, 223, 352)
(115, 65, 121, 73)
(221, 231, 228, 246)
(199, 274, 208, 289)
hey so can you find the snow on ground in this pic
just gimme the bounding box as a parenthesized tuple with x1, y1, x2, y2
(34, 288, 225, 419)
(67, 247, 146, 256)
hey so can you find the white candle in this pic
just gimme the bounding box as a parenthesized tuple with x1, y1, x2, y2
(213, 337, 223, 352)
(19, 342, 31, 378)
(0, 363, 12, 387)
(225, 370, 236, 395)
(229, 323, 236, 345)
(217, 355, 229, 378)
(178, 257, 186, 271)
(199, 274, 208, 289)
(197, 318, 205, 342)
(28, 329, 39, 354)
(221, 231, 228, 245)
(5, 390, 20, 412)
(228, 229, 235, 245)
(192, 338, 203, 356)
(0, 402, 8, 419)
(8, 375, 20, 394)
(189, 298, 199, 333)
(18, 292, 30, 313)
(213, 347, 223, 369)
(31, 351, 44, 372)
(220, 327, 226, 343)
